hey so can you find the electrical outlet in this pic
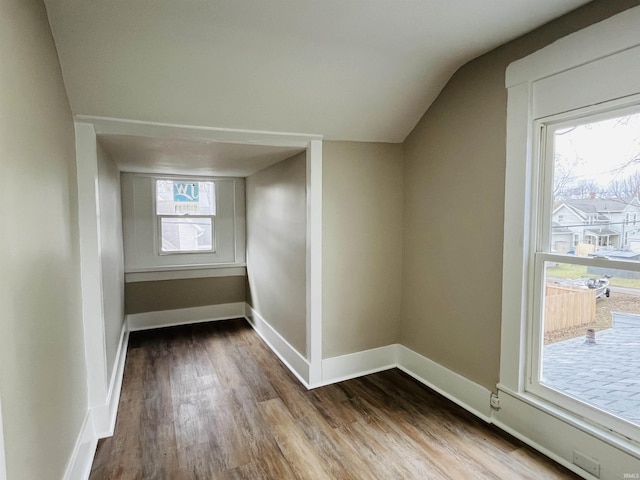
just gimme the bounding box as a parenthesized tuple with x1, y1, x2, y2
(573, 450, 600, 478)
(490, 393, 500, 410)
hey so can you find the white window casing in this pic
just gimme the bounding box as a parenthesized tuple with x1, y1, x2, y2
(499, 5, 640, 474)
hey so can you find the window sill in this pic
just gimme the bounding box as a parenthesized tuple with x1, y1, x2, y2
(124, 263, 247, 283)
(496, 384, 640, 459)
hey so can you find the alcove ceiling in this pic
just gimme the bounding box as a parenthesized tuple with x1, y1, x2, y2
(46, 0, 589, 173)
(98, 134, 305, 177)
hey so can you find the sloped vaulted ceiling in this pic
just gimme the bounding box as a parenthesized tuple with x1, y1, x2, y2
(45, 0, 589, 143)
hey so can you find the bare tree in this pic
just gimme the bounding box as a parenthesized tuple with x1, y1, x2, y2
(565, 180, 602, 199)
(553, 160, 575, 200)
(605, 171, 640, 199)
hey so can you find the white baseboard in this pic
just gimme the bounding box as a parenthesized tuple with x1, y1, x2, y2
(92, 323, 130, 438)
(396, 345, 492, 422)
(63, 411, 97, 480)
(244, 304, 310, 387)
(494, 388, 640, 479)
(492, 418, 599, 480)
(318, 344, 397, 386)
(126, 302, 245, 331)
(0, 396, 6, 480)
(313, 343, 492, 421)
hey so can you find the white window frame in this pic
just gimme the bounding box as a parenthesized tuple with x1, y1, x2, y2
(526, 103, 640, 445)
(500, 5, 640, 463)
(153, 178, 216, 255)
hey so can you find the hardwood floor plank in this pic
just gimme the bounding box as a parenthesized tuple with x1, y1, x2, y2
(200, 327, 245, 390)
(362, 372, 549, 480)
(292, 417, 373, 480)
(224, 331, 279, 403)
(304, 385, 360, 428)
(90, 319, 581, 480)
(346, 396, 457, 480)
(258, 398, 332, 480)
(202, 389, 251, 471)
(339, 420, 429, 480)
(232, 386, 299, 479)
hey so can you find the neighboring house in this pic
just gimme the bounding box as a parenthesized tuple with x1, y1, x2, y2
(551, 197, 640, 253)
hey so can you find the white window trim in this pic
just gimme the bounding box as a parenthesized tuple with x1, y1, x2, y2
(124, 266, 247, 283)
(154, 177, 217, 255)
(500, 5, 640, 467)
(122, 172, 246, 272)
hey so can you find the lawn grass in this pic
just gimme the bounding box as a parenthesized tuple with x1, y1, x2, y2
(546, 263, 640, 289)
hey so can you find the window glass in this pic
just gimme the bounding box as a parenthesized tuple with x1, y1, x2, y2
(160, 217, 213, 252)
(156, 180, 215, 215)
(551, 112, 640, 261)
(537, 107, 640, 430)
(541, 261, 640, 427)
(156, 179, 216, 253)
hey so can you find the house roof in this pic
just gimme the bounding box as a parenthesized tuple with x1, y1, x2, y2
(562, 198, 637, 214)
(595, 250, 640, 259)
(585, 228, 620, 237)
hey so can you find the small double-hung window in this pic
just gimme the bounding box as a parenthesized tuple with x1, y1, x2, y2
(155, 179, 216, 253)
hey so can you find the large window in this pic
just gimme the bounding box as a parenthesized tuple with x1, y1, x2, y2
(530, 106, 640, 441)
(501, 9, 640, 468)
(155, 179, 216, 253)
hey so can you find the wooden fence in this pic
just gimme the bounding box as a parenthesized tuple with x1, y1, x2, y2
(544, 284, 595, 333)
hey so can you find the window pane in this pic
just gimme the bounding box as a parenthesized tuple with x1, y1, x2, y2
(156, 180, 215, 215)
(542, 261, 640, 426)
(160, 217, 213, 252)
(551, 112, 640, 261)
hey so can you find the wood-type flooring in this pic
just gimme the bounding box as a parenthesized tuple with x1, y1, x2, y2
(90, 319, 580, 479)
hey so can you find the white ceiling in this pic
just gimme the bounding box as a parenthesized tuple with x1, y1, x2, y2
(45, 0, 589, 144)
(98, 134, 304, 177)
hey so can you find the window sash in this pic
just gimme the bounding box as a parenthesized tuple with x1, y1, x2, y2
(527, 254, 640, 444)
(526, 102, 640, 444)
(154, 178, 216, 216)
(157, 214, 216, 254)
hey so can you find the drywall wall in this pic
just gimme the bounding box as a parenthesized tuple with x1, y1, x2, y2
(246, 152, 307, 356)
(97, 142, 125, 381)
(400, 0, 640, 391)
(125, 276, 246, 314)
(322, 141, 404, 358)
(0, 1, 88, 479)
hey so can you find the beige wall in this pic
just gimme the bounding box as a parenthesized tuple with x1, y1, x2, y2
(97, 143, 125, 380)
(125, 276, 246, 314)
(246, 153, 307, 355)
(323, 141, 404, 358)
(400, 0, 640, 391)
(0, 1, 88, 479)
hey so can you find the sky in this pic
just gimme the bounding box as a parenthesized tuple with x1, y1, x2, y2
(554, 112, 640, 189)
